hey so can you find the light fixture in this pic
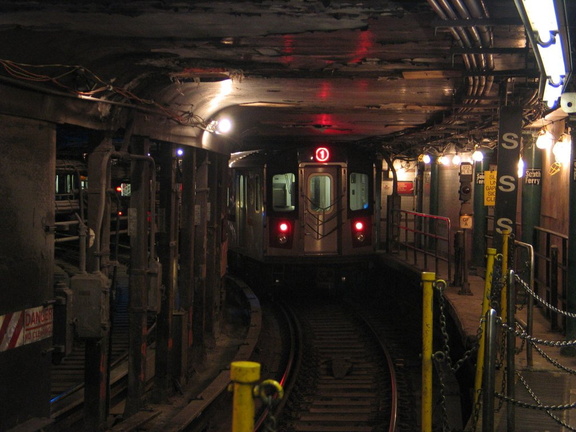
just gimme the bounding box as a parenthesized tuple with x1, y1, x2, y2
(420, 154, 431, 164)
(552, 133, 572, 165)
(217, 118, 232, 134)
(517, 156, 525, 178)
(472, 149, 484, 162)
(452, 154, 461, 166)
(517, 0, 570, 108)
(535, 129, 555, 149)
(438, 155, 450, 166)
(205, 117, 233, 134)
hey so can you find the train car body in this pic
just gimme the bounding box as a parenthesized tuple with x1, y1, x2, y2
(228, 145, 380, 288)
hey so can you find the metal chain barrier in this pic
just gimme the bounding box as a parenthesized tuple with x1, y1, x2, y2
(434, 279, 481, 431)
(485, 270, 576, 431)
(435, 280, 479, 373)
(255, 379, 284, 432)
(514, 273, 576, 319)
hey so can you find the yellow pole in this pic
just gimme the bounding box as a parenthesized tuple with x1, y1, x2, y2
(230, 361, 260, 432)
(474, 247, 496, 404)
(501, 230, 510, 322)
(421, 272, 435, 432)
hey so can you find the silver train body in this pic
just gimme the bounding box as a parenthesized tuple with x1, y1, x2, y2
(227, 145, 380, 287)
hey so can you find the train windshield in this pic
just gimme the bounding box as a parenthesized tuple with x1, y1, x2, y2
(272, 173, 296, 212)
(308, 174, 332, 212)
(349, 172, 369, 210)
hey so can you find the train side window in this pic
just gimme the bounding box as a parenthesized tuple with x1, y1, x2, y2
(349, 172, 369, 210)
(309, 174, 332, 212)
(272, 173, 295, 212)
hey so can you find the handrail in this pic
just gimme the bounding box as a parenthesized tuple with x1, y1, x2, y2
(390, 209, 452, 281)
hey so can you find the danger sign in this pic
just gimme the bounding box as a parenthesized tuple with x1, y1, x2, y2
(0, 305, 53, 352)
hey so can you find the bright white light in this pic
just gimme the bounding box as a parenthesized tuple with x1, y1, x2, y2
(422, 154, 431, 164)
(217, 118, 232, 134)
(536, 130, 555, 149)
(452, 154, 461, 166)
(553, 135, 572, 165)
(472, 150, 484, 162)
(543, 79, 563, 108)
(523, 0, 558, 45)
(518, 157, 525, 178)
(176, 148, 184, 157)
(438, 155, 449, 166)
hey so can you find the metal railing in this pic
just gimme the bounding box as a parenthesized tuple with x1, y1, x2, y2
(389, 209, 452, 281)
(532, 226, 568, 332)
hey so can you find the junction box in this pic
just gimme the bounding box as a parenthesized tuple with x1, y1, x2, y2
(70, 272, 110, 339)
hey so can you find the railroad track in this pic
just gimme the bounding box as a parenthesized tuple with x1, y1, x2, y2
(274, 298, 399, 432)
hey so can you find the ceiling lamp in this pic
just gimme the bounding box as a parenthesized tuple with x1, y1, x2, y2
(552, 133, 572, 165)
(535, 129, 555, 149)
(472, 149, 484, 162)
(516, 0, 571, 108)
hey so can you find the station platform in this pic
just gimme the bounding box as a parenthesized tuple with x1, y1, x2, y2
(380, 251, 576, 431)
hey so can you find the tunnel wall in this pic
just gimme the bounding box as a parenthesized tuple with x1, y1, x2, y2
(0, 114, 55, 429)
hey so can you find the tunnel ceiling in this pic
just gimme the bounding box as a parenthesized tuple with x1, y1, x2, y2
(0, 0, 568, 159)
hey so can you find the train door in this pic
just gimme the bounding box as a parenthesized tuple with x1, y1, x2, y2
(300, 165, 342, 254)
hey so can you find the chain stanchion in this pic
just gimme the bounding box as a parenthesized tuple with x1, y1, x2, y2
(421, 272, 435, 432)
(474, 248, 496, 407)
(229, 362, 283, 432)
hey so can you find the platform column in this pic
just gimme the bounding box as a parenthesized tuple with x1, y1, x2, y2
(563, 116, 576, 354)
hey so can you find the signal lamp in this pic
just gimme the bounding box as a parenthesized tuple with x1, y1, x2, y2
(351, 218, 368, 244)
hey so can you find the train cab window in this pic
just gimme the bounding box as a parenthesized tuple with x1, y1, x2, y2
(349, 172, 369, 210)
(309, 174, 332, 212)
(272, 173, 296, 212)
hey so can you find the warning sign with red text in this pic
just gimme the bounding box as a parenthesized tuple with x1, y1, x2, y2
(0, 305, 53, 352)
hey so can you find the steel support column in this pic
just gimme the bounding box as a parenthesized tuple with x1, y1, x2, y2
(84, 136, 113, 431)
(154, 145, 180, 401)
(125, 137, 151, 415)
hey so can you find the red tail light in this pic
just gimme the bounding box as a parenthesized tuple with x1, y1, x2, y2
(270, 219, 294, 248)
(351, 217, 371, 247)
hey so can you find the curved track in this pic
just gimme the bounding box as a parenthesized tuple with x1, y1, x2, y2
(274, 298, 399, 432)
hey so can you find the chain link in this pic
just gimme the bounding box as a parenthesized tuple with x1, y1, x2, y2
(501, 322, 576, 347)
(514, 273, 576, 319)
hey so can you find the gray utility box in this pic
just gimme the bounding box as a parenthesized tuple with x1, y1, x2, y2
(70, 272, 110, 339)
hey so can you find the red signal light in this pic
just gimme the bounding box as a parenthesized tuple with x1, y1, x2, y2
(270, 218, 294, 248)
(354, 221, 364, 231)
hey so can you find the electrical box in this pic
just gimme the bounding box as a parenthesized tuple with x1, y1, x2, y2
(70, 272, 110, 339)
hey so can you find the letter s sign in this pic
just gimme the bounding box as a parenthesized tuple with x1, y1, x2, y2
(496, 217, 514, 234)
(498, 175, 516, 192)
(501, 132, 519, 149)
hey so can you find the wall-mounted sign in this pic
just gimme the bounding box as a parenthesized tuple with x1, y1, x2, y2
(484, 170, 497, 206)
(397, 181, 414, 195)
(525, 169, 541, 185)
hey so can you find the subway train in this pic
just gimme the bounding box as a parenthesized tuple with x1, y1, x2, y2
(227, 144, 381, 289)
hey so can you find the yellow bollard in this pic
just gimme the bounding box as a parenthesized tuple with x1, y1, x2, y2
(421, 272, 435, 432)
(474, 247, 496, 405)
(230, 361, 261, 432)
(501, 230, 510, 322)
